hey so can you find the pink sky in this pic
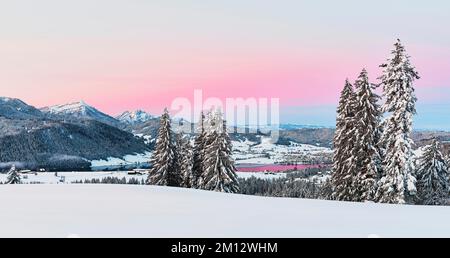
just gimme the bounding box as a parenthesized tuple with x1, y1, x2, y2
(0, 1, 449, 128)
(1, 39, 446, 117)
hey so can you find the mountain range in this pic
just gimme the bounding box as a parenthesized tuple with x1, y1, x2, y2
(116, 110, 154, 125)
(1, 96, 449, 171)
(0, 97, 153, 171)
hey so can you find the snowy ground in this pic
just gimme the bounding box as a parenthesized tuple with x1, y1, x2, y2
(236, 172, 286, 180)
(91, 136, 332, 169)
(0, 171, 147, 184)
(1, 184, 449, 238)
(234, 137, 331, 165)
(90, 151, 152, 169)
(0, 171, 285, 184)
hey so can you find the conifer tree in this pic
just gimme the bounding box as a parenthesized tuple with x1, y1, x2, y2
(200, 110, 240, 193)
(178, 133, 194, 188)
(376, 40, 420, 204)
(147, 108, 182, 186)
(352, 69, 381, 201)
(192, 112, 206, 188)
(331, 80, 357, 201)
(319, 177, 335, 200)
(173, 132, 183, 184)
(6, 165, 21, 184)
(416, 139, 450, 205)
(197, 110, 216, 188)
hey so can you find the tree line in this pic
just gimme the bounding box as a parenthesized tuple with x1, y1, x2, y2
(330, 40, 450, 205)
(146, 108, 240, 193)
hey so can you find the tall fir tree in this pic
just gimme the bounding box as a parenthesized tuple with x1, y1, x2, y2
(178, 133, 194, 188)
(376, 39, 420, 204)
(351, 69, 382, 201)
(192, 111, 206, 188)
(198, 110, 217, 188)
(331, 80, 357, 201)
(5, 165, 21, 184)
(415, 139, 450, 205)
(147, 108, 182, 186)
(173, 132, 183, 185)
(200, 110, 240, 193)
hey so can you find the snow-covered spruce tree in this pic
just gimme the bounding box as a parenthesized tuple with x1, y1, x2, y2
(331, 80, 357, 201)
(198, 110, 222, 188)
(178, 133, 194, 188)
(375, 40, 420, 204)
(147, 108, 182, 187)
(200, 110, 240, 193)
(173, 132, 183, 184)
(351, 69, 382, 202)
(415, 139, 450, 205)
(6, 164, 21, 184)
(192, 111, 206, 188)
(319, 176, 335, 200)
(197, 110, 216, 188)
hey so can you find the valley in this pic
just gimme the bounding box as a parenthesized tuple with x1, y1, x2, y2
(1, 96, 450, 173)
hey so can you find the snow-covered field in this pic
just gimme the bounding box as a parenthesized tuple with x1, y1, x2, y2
(0, 171, 285, 184)
(1, 184, 449, 238)
(90, 151, 152, 169)
(91, 136, 332, 169)
(0, 171, 147, 184)
(236, 172, 286, 180)
(233, 137, 331, 165)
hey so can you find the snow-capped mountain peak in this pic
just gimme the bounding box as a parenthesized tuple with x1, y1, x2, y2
(40, 101, 119, 126)
(116, 110, 154, 124)
(42, 100, 91, 115)
(0, 96, 45, 119)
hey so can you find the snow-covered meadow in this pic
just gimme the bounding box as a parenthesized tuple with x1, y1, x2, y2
(0, 171, 146, 184)
(90, 151, 153, 169)
(87, 136, 332, 171)
(0, 171, 285, 184)
(1, 184, 449, 238)
(233, 137, 332, 165)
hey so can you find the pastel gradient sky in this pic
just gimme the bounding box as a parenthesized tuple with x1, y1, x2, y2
(1, 0, 450, 129)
